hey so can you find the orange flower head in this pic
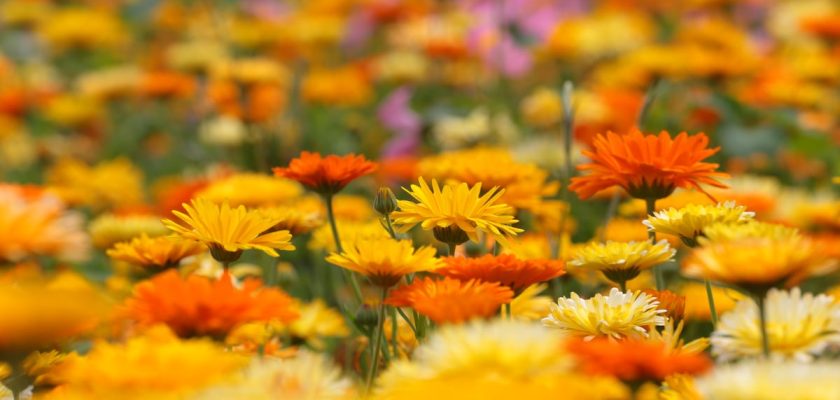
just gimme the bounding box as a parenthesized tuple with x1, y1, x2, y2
(123, 270, 298, 339)
(642, 289, 686, 322)
(386, 277, 513, 324)
(437, 254, 565, 293)
(273, 151, 378, 195)
(569, 130, 728, 200)
(567, 337, 712, 382)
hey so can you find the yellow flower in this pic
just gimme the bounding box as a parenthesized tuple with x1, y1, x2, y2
(163, 198, 295, 263)
(571, 240, 675, 287)
(542, 288, 666, 340)
(510, 284, 553, 321)
(38, 8, 126, 50)
(106, 234, 205, 269)
(712, 288, 840, 362)
(331, 194, 376, 222)
(326, 238, 441, 287)
(308, 219, 389, 252)
(46, 158, 145, 211)
(287, 300, 349, 347)
(661, 374, 701, 400)
(700, 220, 798, 242)
(43, 327, 248, 400)
(89, 212, 168, 249)
(376, 50, 429, 84)
(23, 350, 67, 386)
(76, 65, 142, 100)
(213, 57, 289, 86)
(695, 360, 840, 400)
(257, 206, 323, 235)
(681, 282, 743, 321)
(643, 201, 755, 246)
(42, 94, 101, 127)
(392, 177, 522, 246)
(646, 319, 709, 356)
(520, 87, 563, 128)
(196, 173, 303, 208)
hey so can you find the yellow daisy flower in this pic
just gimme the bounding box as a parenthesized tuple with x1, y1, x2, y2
(542, 288, 666, 340)
(643, 201, 754, 246)
(106, 234, 205, 269)
(163, 198, 295, 263)
(571, 240, 675, 289)
(287, 300, 350, 348)
(391, 177, 523, 247)
(326, 238, 441, 287)
(89, 212, 169, 249)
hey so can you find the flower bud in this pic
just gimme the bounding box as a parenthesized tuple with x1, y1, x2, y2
(373, 187, 398, 216)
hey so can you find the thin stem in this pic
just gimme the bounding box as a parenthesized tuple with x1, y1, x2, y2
(448, 243, 457, 256)
(619, 280, 627, 293)
(395, 307, 418, 336)
(504, 302, 512, 320)
(705, 279, 719, 326)
(384, 215, 398, 240)
(325, 194, 364, 304)
(390, 307, 399, 357)
(365, 288, 389, 393)
(636, 77, 661, 129)
(646, 197, 665, 290)
(757, 294, 771, 358)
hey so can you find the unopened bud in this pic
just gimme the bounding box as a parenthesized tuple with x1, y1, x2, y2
(373, 187, 398, 216)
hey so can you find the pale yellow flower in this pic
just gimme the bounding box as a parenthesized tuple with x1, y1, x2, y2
(696, 360, 840, 400)
(643, 201, 755, 245)
(542, 288, 666, 340)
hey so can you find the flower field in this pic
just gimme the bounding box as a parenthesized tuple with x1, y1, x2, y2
(1, 0, 840, 399)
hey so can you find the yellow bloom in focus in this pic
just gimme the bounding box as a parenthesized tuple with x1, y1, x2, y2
(193, 351, 353, 400)
(308, 219, 389, 252)
(542, 288, 666, 340)
(681, 282, 742, 321)
(44, 328, 248, 400)
(106, 234, 205, 269)
(520, 87, 564, 128)
(661, 374, 701, 400)
(287, 300, 349, 347)
(695, 360, 840, 400)
(392, 178, 523, 246)
(510, 284, 553, 321)
(163, 198, 295, 262)
(326, 238, 441, 287)
(712, 288, 840, 362)
(46, 158, 145, 211)
(571, 240, 675, 287)
(38, 8, 126, 50)
(643, 201, 755, 246)
(89, 212, 168, 249)
(195, 173, 303, 208)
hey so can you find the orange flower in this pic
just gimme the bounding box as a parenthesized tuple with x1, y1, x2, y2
(123, 270, 298, 339)
(273, 152, 377, 195)
(569, 130, 728, 200)
(385, 277, 513, 324)
(138, 70, 196, 99)
(437, 254, 565, 293)
(567, 338, 712, 382)
(642, 289, 686, 322)
(800, 14, 840, 40)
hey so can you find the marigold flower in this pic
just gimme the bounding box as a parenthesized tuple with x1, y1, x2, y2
(386, 277, 513, 324)
(273, 152, 377, 195)
(437, 254, 565, 293)
(567, 337, 712, 382)
(106, 234, 204, 269)
(712, 288, 840, 362)
(643, 201, 755, 246)
(163, 198, 295, 263)
(123, 270, 299, 339)
(46, 157, 145, 211)
(326, 238, 441, 287)
(542, 288, 666, 340)
(571, 240, 674, 288)
(569, 130, 728, 200)
(195, 173, 303, 207)
(391, 177, 523, 246)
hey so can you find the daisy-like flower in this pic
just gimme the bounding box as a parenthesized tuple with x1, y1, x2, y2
(89, 212, 169, 249)
(257, 206, 323, 235)
(392, 178, 523, 248)
(325, 238, 441, 287)
(711, 288, 840, 362)
(106, 234, 205, 269)
(162, 198, 295, 263)
(437, 254, 565, 294)
(567, 337, 712, 382)
(643, 289, 686, 322)
(386, 277, 514, 324)
(645, 318, 709, 356)
(643, 201, 755, 246)
(661, 374, 701, 400)
(542, 288, 666, 340)
(569, 130, 728, 200)
(272, 151, 377, 195)
(571, 240, 675, 290)
(286, 300, 349, 347)
(123, 270, 299, 339)
(195, 173, 303, 207)
(510, 283, 554, 321)
(695, 360, 840, 400)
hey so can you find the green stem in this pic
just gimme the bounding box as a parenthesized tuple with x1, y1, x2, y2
(757, 294, 771, 358)
(384, 215, 398, 239)
(619, 280, 627, 293)
(395, 307, 418, 336)
(390, 307, 399, 357)
(705, 279, 719, 326)
(365, 288, 388, 393)
(645, 197, 665, 290)
(504, 302, 512, 320)
(325, 194, 364, 304)
(636, 77, 661, 129)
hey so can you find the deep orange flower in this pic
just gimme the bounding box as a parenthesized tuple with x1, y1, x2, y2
(385, 277, 513, 324)
(800, 14, 840, 39)
(437, 254, 565, 293)
(642, 289, 686, 322)
(138, 70, 196, 99)
(567, 338, 712, 382)
(569, 130, 728, 200)
(123, 270, 298, 339)
(273, 151, 378, 195)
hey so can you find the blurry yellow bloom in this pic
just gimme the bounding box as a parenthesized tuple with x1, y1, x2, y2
(681, 282, 742, 321)
(196, 173, 303, 208)
(661, 374, 701, 400)
(620, 191, 714, 218)
(701, 220, 798, 242)
(510, 284, 552, 321)
(331, 194, 376, 222)
(646, 319, 709, 356)
(376, 50, 429, 84)
(383, 316, 419, 359)
(257, 206, 323, 235)
(0, 0, 51, 27)
(712, 288, 840, 362)
(106, 234, 205, 269)
(695, 360, 840, 400)
(302, 66, 371, 106)
(308, 219, 389, 252)
(43, 94, 101, 127)
(76, 65, 142, 100)
(503, 234, 558, 260)
(601, 218, 680, 247)
(520, 87, 563, 128)
(544, 11, 653, 60)
(542, 288, 666, 340)
(89, 212, 168, 249)
(432, 108, 491, 149)
(644, 202, 755, 246)
(166, 40, 228, 74)
(198, 115, 247, 147)
(39, 8, 126, 50)
(23, 350, 67, 386)
(0, 122, 37, 169)
(163, 198, 295, 262)
(571, 240, 674, 286)
(213, 58, 289, 86)
(287, 300, 349, 346)
(326, 238, 441, 287)
(46, 158, 145, 211)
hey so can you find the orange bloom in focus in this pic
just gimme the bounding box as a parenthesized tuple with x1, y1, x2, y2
(568, 338, 712, 382)
(569, 130, 728, 200)
(273, 151, 377, 195)
(123, 270, 298, 339)
(437, 254, 565, 293)
(386, 277, 513, 324)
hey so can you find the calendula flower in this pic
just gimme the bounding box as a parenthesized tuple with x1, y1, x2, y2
(89, 212, 168, 249)
(681, 282, 743, 321)
(661, 374, 701, 400)
(701, 220, 798, 242)
(256, 206, 323, 235)
(106, 234, 205, 269)
(510, 284, 553, 321)
(695, 360, 840, 400)
(386, 277, 513, 324)
(567, 337, 712, 382)
(520, 87, 563, 128)
(569, 130, 728, 200)
(195, 173, 303, 207)
(437, 254, 565, 293)
(308, 220, 390, 252)
(645, 318, 709, 356)
(326, 238, 441, 287)
(712, 288, 840, 362)
(273, 152, 377, 195)
(23, 350, 67, 387)
(643, 289, 686, 322)
(375, 320, 629, 400)
(193, 351, 353, 400)
(391, 177, 523, 246)
(287, 300, 349, 347)
(43, 328, 248, 400)
(643, 201, 755, 246)
(163, 198, 295, 263)
(46, 158, 145, 211)
(123, 270, 298, 339)
(571, 240, 674, 289)
(542, 288, 666, 340)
